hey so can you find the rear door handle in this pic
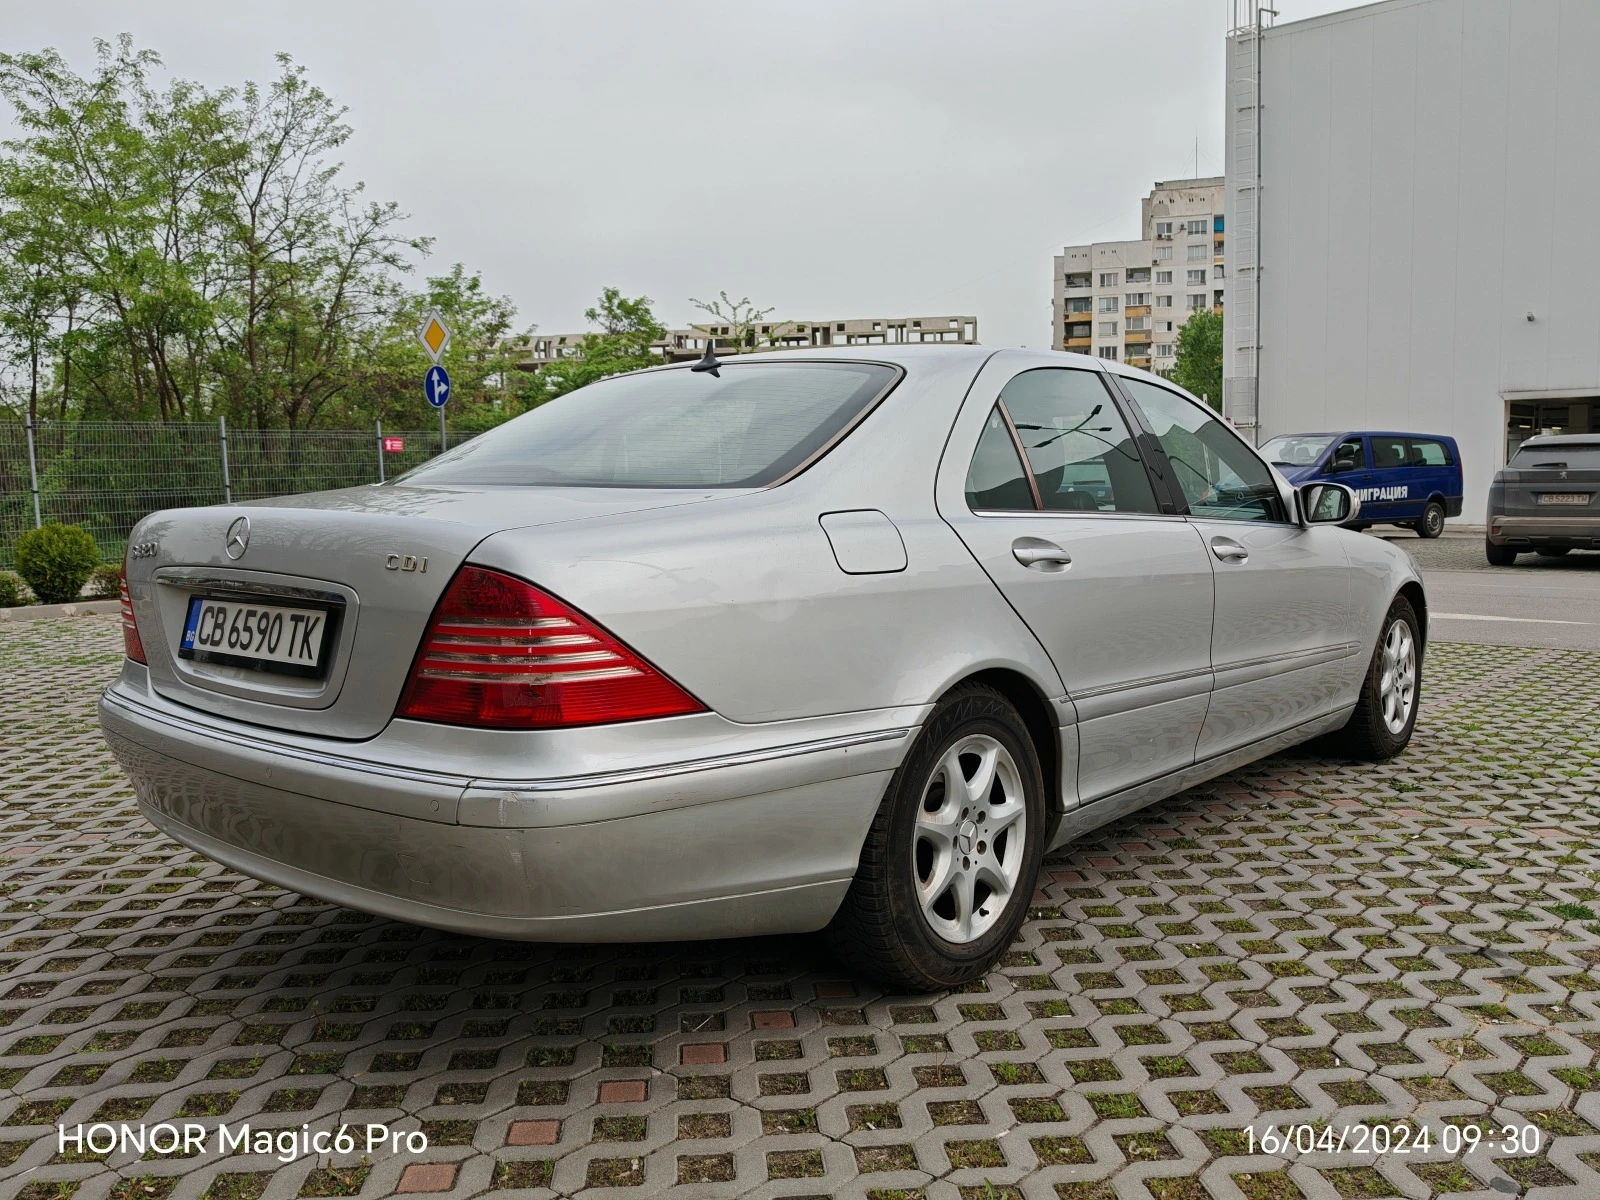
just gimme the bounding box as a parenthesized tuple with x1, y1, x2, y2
(1210, 535, 1248, 564)
(1012, 537, 1072, 571)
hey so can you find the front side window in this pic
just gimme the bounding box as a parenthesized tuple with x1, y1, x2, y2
(993, 370, 1158, 514)
(1120, 378, 1284, 522)
(402, 361, 896, 489)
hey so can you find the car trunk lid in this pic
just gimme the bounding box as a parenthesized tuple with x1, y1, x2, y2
(128, 482, 719, 739)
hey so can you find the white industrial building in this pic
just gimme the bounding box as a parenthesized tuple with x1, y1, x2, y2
(1224, 0, 1600, 511)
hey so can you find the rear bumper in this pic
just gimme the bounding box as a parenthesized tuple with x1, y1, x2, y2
(1487, 514, 1600, 546)
(99, 683, 909, 941)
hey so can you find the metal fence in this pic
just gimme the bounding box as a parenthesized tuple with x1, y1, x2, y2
(1, 419, 476, 568)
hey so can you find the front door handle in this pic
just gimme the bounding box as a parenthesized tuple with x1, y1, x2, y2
(1012, 537, 1072, 571)
(1210, 535, 1248, 564)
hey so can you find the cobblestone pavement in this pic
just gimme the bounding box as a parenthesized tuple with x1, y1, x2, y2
(1374, 535, 1600, 574)
(3, 617, 1599, 1200)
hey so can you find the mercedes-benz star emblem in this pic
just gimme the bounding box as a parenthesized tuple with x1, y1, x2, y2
(224, 516, 251, 560)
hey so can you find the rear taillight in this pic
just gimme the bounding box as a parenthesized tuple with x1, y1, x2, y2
(396, 566, 705, 729)
(119, 562, 146, 664)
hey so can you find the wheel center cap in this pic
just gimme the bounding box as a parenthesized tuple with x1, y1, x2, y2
(956, 820, 978, 854)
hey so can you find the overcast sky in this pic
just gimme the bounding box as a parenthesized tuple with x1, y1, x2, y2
(7, 0, 1356, 349)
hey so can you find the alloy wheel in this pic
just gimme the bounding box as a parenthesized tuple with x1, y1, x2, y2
(1378, 618, 1417, 734)
(912, 734, 1027, 944)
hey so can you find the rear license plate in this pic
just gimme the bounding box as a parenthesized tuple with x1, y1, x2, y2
(1536, 493, 1590, 506)
(180, 596, 333, 677)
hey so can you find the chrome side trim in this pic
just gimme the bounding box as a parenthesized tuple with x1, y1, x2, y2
(101, 686, 910, 792)
(1073, 663, 1215, 701)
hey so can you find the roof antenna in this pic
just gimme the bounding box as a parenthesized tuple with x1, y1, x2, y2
(691, 336, 721, 377)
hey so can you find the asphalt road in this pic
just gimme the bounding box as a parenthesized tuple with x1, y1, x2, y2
(1376, 534, 1600, 650)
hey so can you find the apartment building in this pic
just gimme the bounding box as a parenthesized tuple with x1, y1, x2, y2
(510, 314, 979, 370)
(1053, 178, 1225, 381)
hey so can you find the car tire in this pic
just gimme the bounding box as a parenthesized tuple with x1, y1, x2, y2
(826, 684, 1046, 992)
(1485, 539, 1518, 566)
(1537, 546, 1570, 557)
(1418, 501, 1445, 538)
(1324, 594, 1422, 762)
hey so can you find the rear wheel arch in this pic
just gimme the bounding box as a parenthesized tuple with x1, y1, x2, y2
(1397, 580, 1427, 648)
(949, 668, 1062, 816)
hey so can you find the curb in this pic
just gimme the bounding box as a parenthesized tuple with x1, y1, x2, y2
(0, 598, 120, 623)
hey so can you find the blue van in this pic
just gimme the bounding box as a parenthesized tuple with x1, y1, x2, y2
(1258, 431, 1463, 538)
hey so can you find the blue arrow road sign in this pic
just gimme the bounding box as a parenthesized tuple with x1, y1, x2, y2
(424, 364, 451, 409)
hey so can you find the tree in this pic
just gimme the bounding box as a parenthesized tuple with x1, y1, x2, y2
(1170, 306, 1223, 411)
(0, 37, 511, 431)
(688, 290, 777, 353)
(530, 287, 664, 402)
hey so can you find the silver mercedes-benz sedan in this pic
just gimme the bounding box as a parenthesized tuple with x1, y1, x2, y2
(100, 346, 1425, 990)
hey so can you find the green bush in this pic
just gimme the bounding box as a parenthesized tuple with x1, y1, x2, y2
(86, 563, 123, 599)
(14, 524, 100, 605)
(0, 571, 33, 607)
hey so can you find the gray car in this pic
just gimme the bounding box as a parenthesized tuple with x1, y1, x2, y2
(1485, 433, 1600, 564)
(100, 346, 1425, 990)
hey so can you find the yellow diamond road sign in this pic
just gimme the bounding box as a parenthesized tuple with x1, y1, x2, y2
(417, 310, 451, 362)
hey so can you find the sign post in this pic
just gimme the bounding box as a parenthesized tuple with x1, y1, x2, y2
(416, 309, 453, 452)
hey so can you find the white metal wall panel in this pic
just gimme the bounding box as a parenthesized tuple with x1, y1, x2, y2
(1248, 0, 1600, 511)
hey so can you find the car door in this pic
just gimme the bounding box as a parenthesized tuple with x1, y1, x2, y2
(1113, 376, 1359, 759)
(938, 359, 1216, 805)
(1366, 433, 1412, 523)
(1324, 435, 1371, 511)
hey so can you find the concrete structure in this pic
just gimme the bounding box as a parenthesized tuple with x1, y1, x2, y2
(1225, 0, 1600, 510)
(1053, 179, 1225, 380)
(509, 315, 978, 370)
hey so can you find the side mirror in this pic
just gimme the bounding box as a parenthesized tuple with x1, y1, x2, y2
(1328, 456, 1357, 473)
(1298, 481, 1360, 527)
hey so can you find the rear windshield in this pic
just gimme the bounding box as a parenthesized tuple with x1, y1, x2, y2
(401, 361, 899, 488)
(1259, 434, 1335, 467)
(1511, 444, 1600, 470)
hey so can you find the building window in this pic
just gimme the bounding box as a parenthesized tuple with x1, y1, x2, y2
(1126, 316, 1148, 331)
(1187, 270, 1207, 286)
(1155, 245, 1173, 261)
(1213, 264, 1225, 279)
(1186, 218, 1207, 235)
(1187, 244, 1207, 262)
(1161, 321, 1174, 331)
(1125, 267, 1150, 283)
(1155, 343, 1174, 358)
(1098, 296, 1119, 313)
(1125, 292, 1151, 307)
(1156, 295, 1173, 308)
(1155, 270, 1172, 284)
(1155, 221, 1173, 238)
(1068, 298, 1092, 313)
(1099, 272, 1118, 287)
(1098, 321, 1118, 336)
(1187, 294, 1207, 309)
(1097, 346, 1119, 360)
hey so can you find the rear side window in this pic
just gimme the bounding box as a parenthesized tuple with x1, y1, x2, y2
(965, 407, 1034, 510)
(1409, 439, 1452, 466)
(402, 361, 898, 488)
(997, 369, 1158, 514)
(1370, 435, 1408, 470)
